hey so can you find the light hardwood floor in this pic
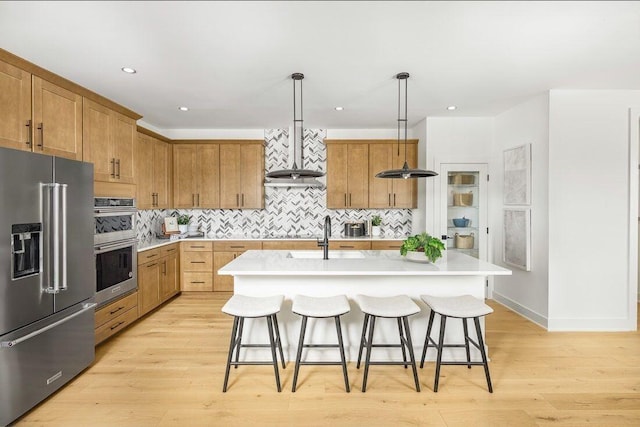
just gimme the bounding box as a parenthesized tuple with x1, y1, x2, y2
(15, 293, 640, 427)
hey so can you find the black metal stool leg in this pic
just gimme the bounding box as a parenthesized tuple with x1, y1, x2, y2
(292, 315, 308, 392)
(266, 315, 282, 392)
(272, 314, 286, 368)
(434, 314, 447, 392)
(474, 317, 493, 393)
(462, 317, 471, 369)
(334, 315, 350, 392)
(357, 314, 370, 369)
(420, 310, 435, 368)
(397, 317, 408, 368)
(402, 316, 420, 392)
(234, 317, 245, 368)
(361, 315, 376, 392)
(223, 316, 239, 392)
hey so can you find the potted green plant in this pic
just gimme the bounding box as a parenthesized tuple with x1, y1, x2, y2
(400, 232, 445, 263)
(176, 214, 191, 234)
(371, 215, 382, 236)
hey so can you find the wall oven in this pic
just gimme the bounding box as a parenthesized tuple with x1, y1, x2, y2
(94, 198, 137, 306)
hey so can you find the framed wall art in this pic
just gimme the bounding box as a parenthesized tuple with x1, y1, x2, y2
(503, 208, 531, 271)
(503, 143, 531, 205)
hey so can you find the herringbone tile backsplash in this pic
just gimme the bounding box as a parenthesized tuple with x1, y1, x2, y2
(136, 129, 412, 244)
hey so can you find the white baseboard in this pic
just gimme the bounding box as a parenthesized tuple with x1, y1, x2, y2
(491, 292, 548, 329)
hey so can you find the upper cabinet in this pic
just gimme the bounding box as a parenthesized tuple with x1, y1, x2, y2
(368, 140, 418, 208)
(137, 131, 172, 209)
(326, 141, 369, 209)
(83, 98, 136, 184)
(219, 142, 264, 209)
(0, 58, 82, 160)
(173, 143, 220, 208)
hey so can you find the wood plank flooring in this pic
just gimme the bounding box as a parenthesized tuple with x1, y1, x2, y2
(15, 293, 640, 427)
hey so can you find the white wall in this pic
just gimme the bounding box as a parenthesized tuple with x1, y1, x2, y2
(491, 94, 550, 326)
(411, 119, 427, 233)
(548, 90, 640, 331)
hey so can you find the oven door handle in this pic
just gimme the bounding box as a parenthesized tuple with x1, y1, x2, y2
(94, 239, 137, 254)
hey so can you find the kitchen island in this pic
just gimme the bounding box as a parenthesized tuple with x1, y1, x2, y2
(219, 249, 511, 362)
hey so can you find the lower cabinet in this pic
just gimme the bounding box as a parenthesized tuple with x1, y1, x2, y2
(138, 243, 180, 317)
(94, 291, 138, 345)
(212, 241, 262, 292)
(329, 240, 372, 250)
(371, 240, 404, 250)
(181, 241, 213, 291)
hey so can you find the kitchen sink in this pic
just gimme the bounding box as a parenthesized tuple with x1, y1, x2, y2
(287, 250, 366, 259)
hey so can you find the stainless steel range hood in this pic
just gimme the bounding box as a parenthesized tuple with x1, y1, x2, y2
(264, 177, 324, 188)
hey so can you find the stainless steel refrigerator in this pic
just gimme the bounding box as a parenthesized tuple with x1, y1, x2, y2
(0, 147, 95, 426)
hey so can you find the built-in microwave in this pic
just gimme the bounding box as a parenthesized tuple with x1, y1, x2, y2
(94, 197, 136, 245)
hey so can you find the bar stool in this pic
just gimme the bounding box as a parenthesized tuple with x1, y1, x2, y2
(355, 295, 421, 392)
(419, 294, 494, 393)
(291, 294, 351, 392)
(222, 294, 286, 392)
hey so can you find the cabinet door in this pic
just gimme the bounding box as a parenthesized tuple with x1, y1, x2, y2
(111, 112, 135, 184)
(136, 132, 154, 209)
(369, 144, 393, 208)
(346, 143, 369, 208)
(83, 99, 113, 181)
(0, 60, 31, 151)
(32, 77, 82, 160)
(391, 142, 417, 208)
(326, 144, 348, 208)
(240, 144, 264, 208)
(154, 139, 172, 208)
(161, 252, 179, 300)
(197, 144, 220, 208)
(138, 260, 161, 316)
(173, 144, 197, 208)
(219, 144, 241, 208)
(213, 251, 236, 292)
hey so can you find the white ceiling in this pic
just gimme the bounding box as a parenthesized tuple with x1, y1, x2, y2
(1, 1, 640, 132)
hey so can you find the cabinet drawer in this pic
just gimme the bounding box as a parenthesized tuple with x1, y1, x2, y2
(329, 240, 371, 250)
(161, 243, 179, 257)
(371, 240, 403, 250)
(214, 241, 262, 252)
(182, 272, 213, 291)
(95, 306, 138, 345)
(262, 240, 319, 250)
(95, 291, 138, 328)
(138, 248, 162, 264)
(181, 241, 213, 252)
(182, 251, 212, 271)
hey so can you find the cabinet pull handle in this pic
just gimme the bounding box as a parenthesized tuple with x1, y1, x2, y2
(146, 253, 158, 259)
(230, 245, 244, 249)
(109, 306, 125, 315)
(147, 262, 158, 268)
(340, 245, 355, 249)
(116, 159, 121, 179)
(191, 281, 205, 284)
(37, 123, 44, 149)
(236, 194, 239, 207)
(197, 193, 200, 207)
(388, 194, 391, 206)
(190, 245, 205, 248)
(393, 193, 396, 206)
(190, 261, 205, 264)
(166, 248, 176, 252)
(25, 120, 32, 147)
(233, 254, 237, 259)
(110, 158, 116, 178)
(110, 321, 125, 331)
(162, 260, 167, 274)
(344, 193, 347, 206)
(349, 193, 352, 206)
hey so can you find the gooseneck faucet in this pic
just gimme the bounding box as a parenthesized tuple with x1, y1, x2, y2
(317, 215, 331, 259)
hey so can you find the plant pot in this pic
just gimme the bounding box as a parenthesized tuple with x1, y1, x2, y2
(404, 250, 430, 263)
(178, 224, 188, 234)
(371, 226, 381, 236)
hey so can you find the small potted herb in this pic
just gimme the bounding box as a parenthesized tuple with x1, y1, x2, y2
(371, 215, 382, 236)
(176, 214, 191, 234)
(400, 232, 445, 263)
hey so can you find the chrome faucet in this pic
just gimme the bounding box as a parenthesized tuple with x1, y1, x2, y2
(317, 215, 331, 259)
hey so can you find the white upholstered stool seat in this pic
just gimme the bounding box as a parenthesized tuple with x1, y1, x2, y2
(354, 294, 421, 392)
(291, 294, 351, 392)
(420, 294, 493, 318)
(222, 294, 284, 318)
(355, 294, 420, 318)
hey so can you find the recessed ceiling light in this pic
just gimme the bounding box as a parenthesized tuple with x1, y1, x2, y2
(335, 106, 344, 111)
(121, 67, 137, 74)
(447, 105, 457, 111)
(178, 106, 189, 112)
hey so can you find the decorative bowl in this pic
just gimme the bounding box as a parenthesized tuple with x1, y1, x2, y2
(452, 217, 470, 227)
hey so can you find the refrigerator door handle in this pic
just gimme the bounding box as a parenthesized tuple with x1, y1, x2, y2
(43, 183, 68, 294)
(0, 303, 96, 348)
(60, 183, 68, 291)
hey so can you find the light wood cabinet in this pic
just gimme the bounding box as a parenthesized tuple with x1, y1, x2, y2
(138, 243, 180, 317)
(213, 241, 262, 292)
(138, 257, 161, 316)
(326, 142, 369, 208)
(94, 291, 138, 345)
(0, 59, 31, 152)
(329, 240, 372, 250)
(371, 240, 404, 250)
(369, 140, 418, 208)
(219, 143, 264, 209)
(137, 131, 172, 209)
(180, 241, 213, 291)
(173, 144, 220, 208)
(83, 98, 136, 184)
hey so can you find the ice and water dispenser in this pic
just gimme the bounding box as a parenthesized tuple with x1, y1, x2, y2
(11, 223, 41, 280)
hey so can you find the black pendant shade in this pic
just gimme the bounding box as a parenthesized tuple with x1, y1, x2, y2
(265, 72, 324, 181)
(375, 72, 437, 179)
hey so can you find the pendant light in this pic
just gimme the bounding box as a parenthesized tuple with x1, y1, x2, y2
(266, 73, 324, 181)
(375, 72, 437, 179)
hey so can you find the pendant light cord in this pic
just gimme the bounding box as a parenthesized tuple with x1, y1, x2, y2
(404, 75, 408, 164)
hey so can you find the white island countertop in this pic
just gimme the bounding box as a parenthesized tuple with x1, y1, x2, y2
(219, 249, 512, 277)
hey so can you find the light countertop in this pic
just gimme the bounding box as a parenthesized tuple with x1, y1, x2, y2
(218, 249, 512, 277)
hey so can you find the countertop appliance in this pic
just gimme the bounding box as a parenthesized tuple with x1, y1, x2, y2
(0, 147, 96, 426)
(344, 221, 367, 237)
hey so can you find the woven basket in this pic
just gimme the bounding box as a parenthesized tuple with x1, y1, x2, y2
(453, 192, 473, 206)
(454, 232, 474, 249)
(449, 174, 475, 185)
